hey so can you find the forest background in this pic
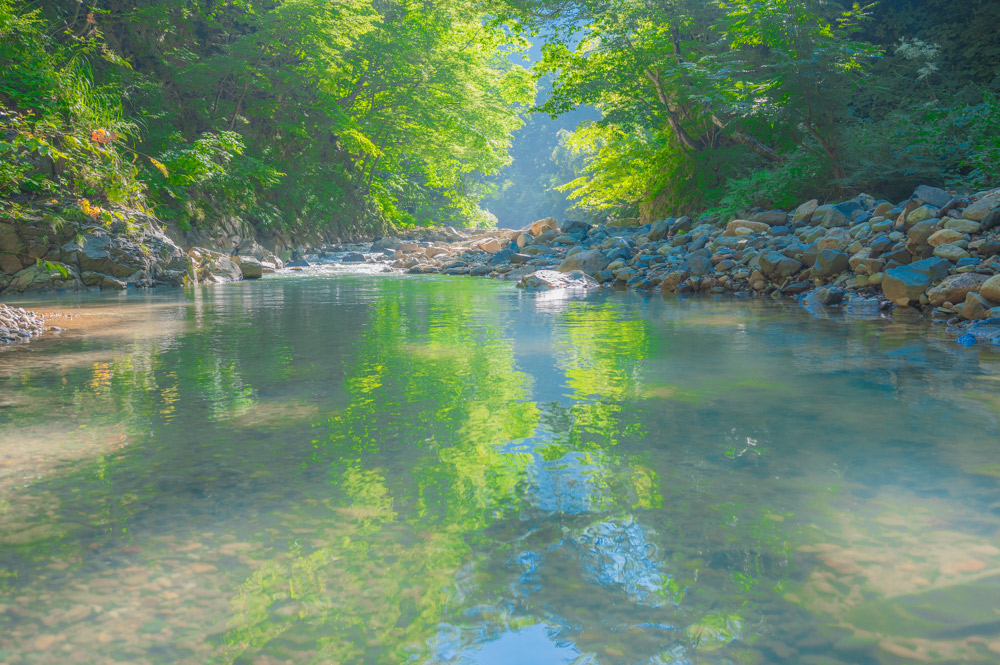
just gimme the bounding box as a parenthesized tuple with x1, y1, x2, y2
(1, 0, 998, 240)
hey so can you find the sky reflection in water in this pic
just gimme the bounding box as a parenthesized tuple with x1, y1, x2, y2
(0, 271, 999, 665)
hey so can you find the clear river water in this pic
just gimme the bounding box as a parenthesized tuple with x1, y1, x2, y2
(1, 268, 1000, 665)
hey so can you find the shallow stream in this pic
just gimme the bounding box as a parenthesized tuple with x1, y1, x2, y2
(2, 270, 1000, 664)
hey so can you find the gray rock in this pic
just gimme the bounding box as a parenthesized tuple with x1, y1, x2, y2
(932, 243, 970, 262)
(558, 248, 609, 275)
(904, 257, 952, 281)
(647, 218, 673, 241)
(750, 210, 789, 226)
(759, 250, 804, 280)
(814, 287, 845, 306)
(237, 256, 264, 279)
(517, 269, 599, 290)
(684, 254, 713, 277)
(882, 259, 952, 306)
(812, 250, 850, 278)
(914, 185, 952, 208)
(907, 219, 940, 245)
(980, 208, 1000, 232)
(962, 194, 1000, 221)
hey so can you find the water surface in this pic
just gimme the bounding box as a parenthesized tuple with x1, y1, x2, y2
(2, 271, 1000, 665)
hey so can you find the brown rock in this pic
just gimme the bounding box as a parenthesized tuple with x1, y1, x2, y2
(530, 217, 559, 236)
(980, 274, 1000, 303)
(724, 220, 770, 237)
(927, 273, 988, 307)
(962, 292, 993, 320)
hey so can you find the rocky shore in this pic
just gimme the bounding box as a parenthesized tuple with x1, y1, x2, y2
(312, 184, 1000, 346)
(0, 207, 287, 345)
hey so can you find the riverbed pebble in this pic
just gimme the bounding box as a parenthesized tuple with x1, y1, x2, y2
(0, 304, 48, 345)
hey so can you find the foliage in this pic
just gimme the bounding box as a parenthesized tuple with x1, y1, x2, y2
(0, 0, 143, 211)
(3, 0, 534, 236)
(504, 0, 999, 220)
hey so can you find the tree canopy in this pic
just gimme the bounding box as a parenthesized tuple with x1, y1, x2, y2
(2, 0, 998, 236)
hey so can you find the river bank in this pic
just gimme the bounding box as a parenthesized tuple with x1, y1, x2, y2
(304, 184, 1000, 347)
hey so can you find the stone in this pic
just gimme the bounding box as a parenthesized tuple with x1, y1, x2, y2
(509, 253, 531, 264)
(814, 287, 845, 306)
(926, 273, 989, 307)
(670, 216, 693, 234)
(517, 269, 598, 290)
(914, 185, 952, 208)
(962, 194, 1000, 221)
(236, 256, 264, 279)
(516, 233, 531, 249)
(883, 267, 933, 306)
(962, 292, 993, 320)
(927, 228, 963, 247)
(943, 218, 982, 234)
(793, 199, 819, 223)
(684, 254, 713, 277)
(8, 262, 84, 293)
(198, 255, 243, 283)
(478, 237, 504, 253)
(814, 204, 851, 228)
(758, 250, 804, 280)
(816, 228, 851, 251)
(659, 271, 690, 293)
(750, 210, 788, 226)
(905, 256, 952, 281)
(341, 251, 367, 263)
(907, 219, 940, 245)
(976, 241, 1000, 257)
(557, 248, 609, 275)
(906, 205, 937, 227)
(0, 252, 23, 275)
(980, 208, 1000, 232)
(724, 220, 770, 237)
(530, 217, 559, 236)
(981, 275, 1000, 303)
(933, 243, 970, 262)
(647, 218, 673, 241)
(487, 248, 514, 266)
(812, 250, 850, 278)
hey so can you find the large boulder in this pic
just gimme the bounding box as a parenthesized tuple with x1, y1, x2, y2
(558, 248, 609, 275)
(882, 267, 932, 306)
(792, 199, 819, 223)
(750, 210, 788, 226)
(758, 250, 803, 280)
(517, 269, 599, 291)
(812, 250, 850, 278)
(724, 220, 770, 237)
(236, 256, 264, 279)
(530, 217, 559, 236)
(684, 254, 714, 277)
(647, 219, 673, 241)
(926, 273, 989, 307)
(913, 185, 952, 208)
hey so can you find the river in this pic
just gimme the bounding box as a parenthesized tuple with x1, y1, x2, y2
(2, 268, 999, 664)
